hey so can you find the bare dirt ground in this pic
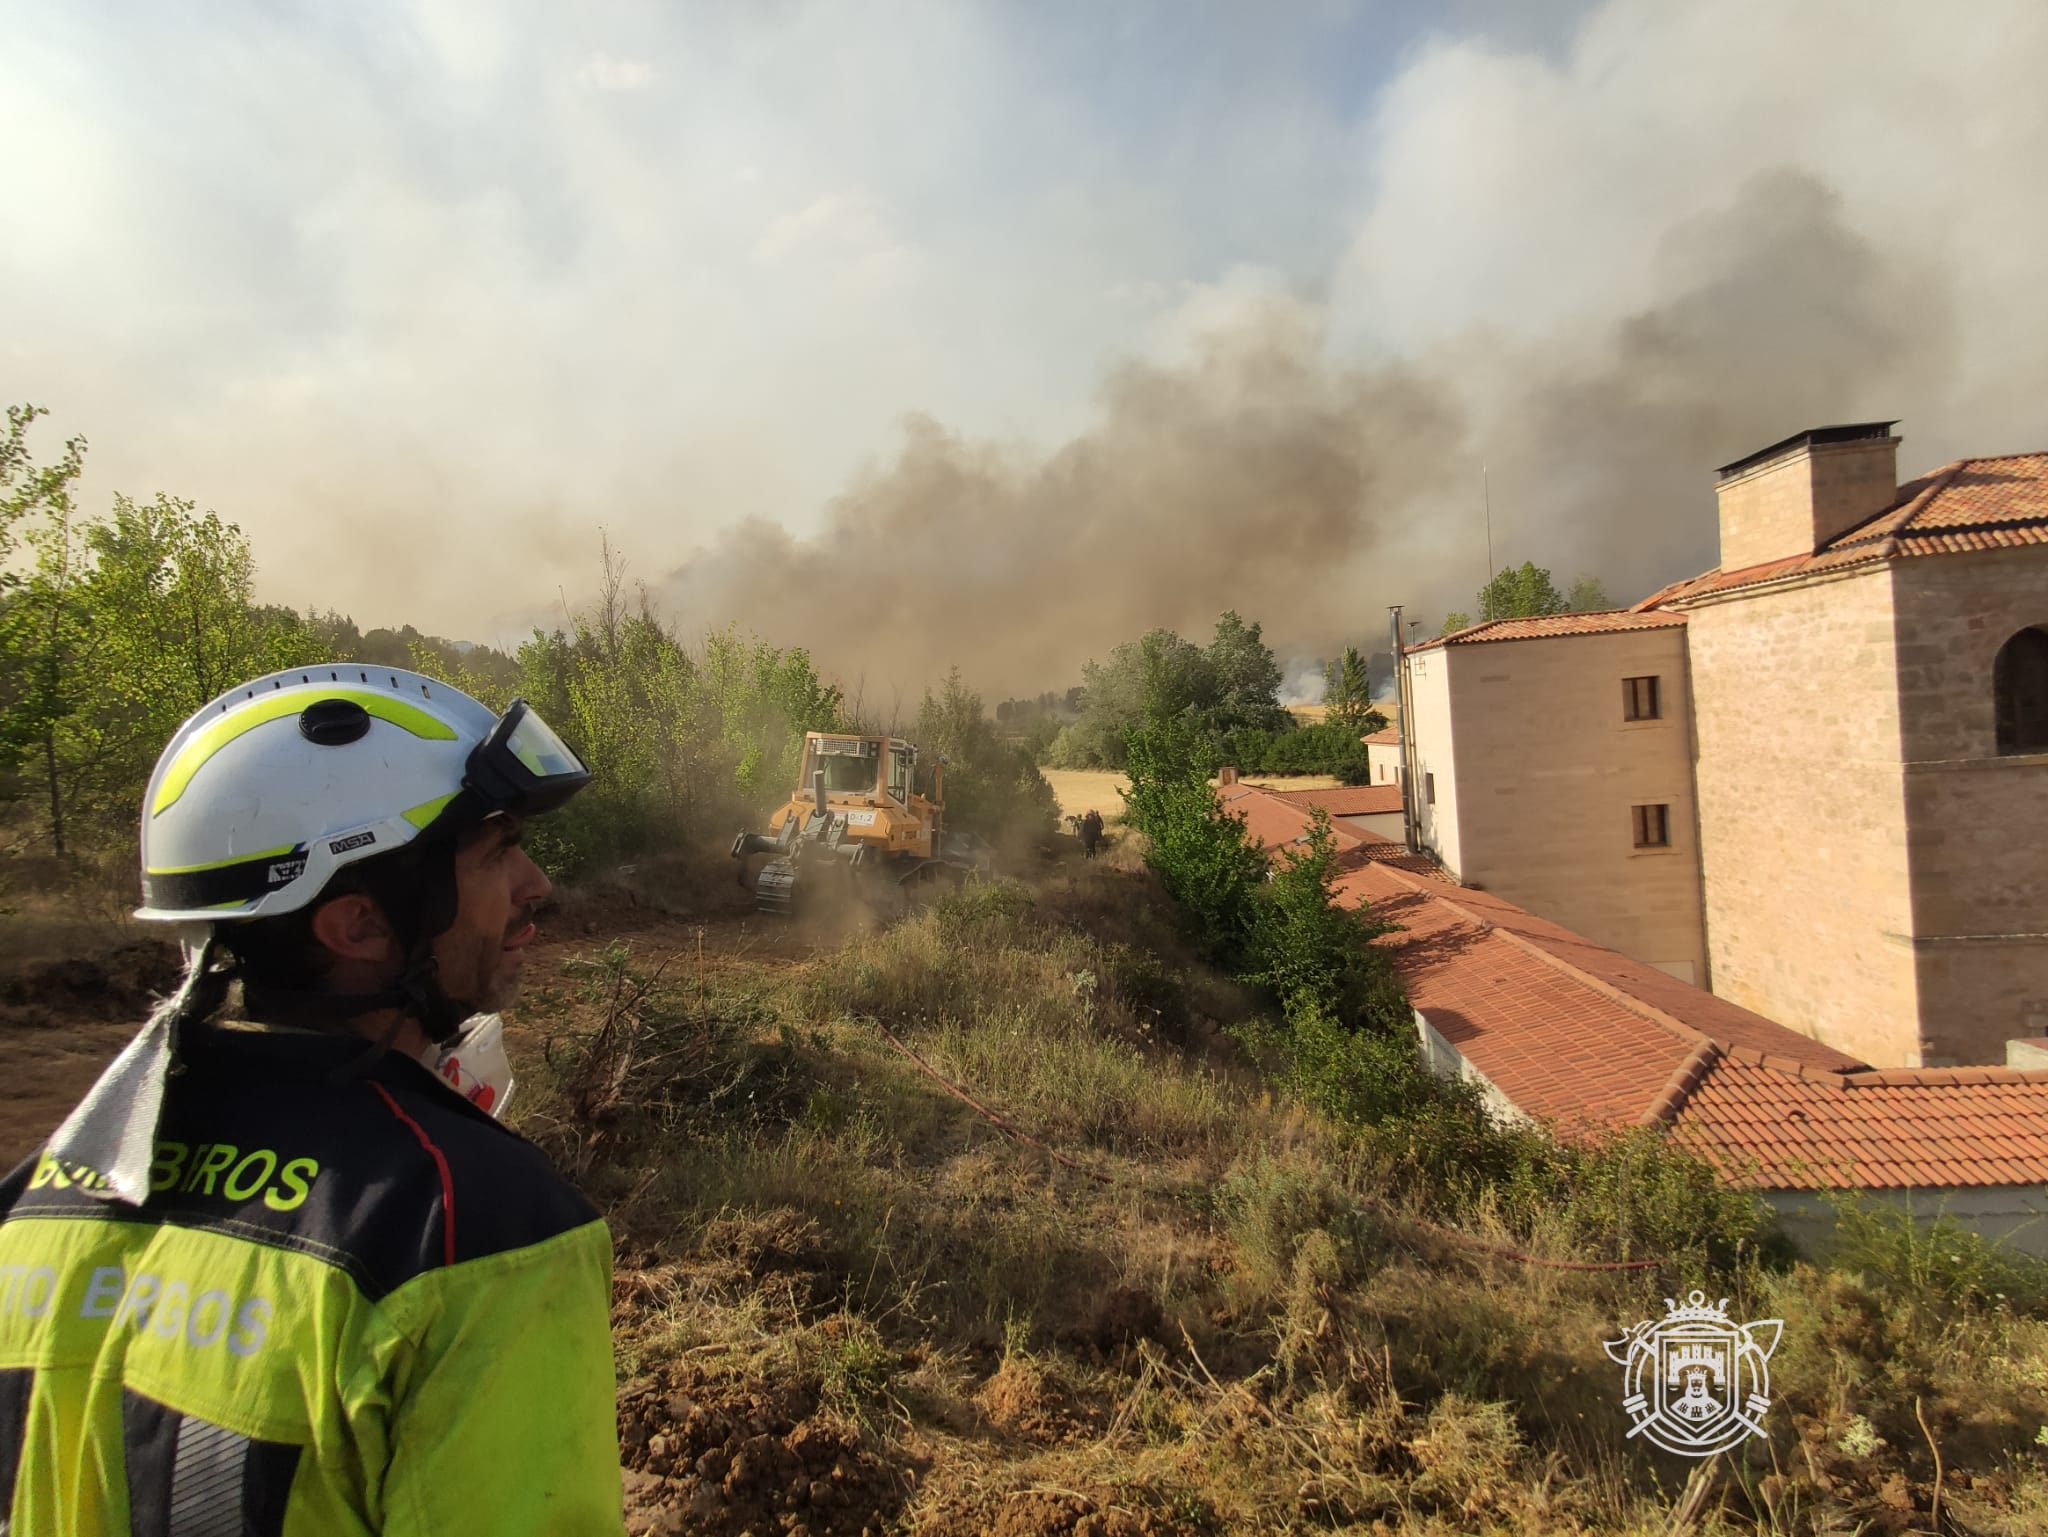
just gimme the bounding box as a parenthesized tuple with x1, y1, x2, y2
(0, 865, 810, 1169)
(0, 916, 181, 1167)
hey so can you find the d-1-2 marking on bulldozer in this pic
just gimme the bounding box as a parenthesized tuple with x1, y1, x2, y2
(730, 731, 993, 916)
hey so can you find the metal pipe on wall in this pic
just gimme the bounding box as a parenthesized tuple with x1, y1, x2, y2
(1389, 605, 1419, 854)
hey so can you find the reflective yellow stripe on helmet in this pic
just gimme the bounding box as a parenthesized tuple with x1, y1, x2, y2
(152, 691, 459, 817)
(403, 792, 460, 830)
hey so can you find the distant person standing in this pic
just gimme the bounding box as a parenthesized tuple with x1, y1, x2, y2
(1080, 808, 1104, 858)
(0, 667, 624, 1533)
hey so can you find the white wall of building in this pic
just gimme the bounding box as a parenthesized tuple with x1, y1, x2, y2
(1339, 811, 1408, 841)
(1405, 648, 1463, 877)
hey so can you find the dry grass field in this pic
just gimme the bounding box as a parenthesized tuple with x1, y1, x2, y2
(10, 841, 2048, 1533)
(1041, 768, 1345, 820)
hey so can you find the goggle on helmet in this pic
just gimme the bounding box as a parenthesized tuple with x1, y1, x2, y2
(137, 665, 591, 924)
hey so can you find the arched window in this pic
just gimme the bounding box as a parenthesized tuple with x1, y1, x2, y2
(1994, 625, 2048, 755)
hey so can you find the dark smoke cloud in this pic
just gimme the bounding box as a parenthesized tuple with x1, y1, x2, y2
(1464, 168, 1954, 607)
(655, 307, 1467, 700)
(653, 167, 1960, 697)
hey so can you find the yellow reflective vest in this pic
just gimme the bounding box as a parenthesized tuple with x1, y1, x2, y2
(0, 1022, 623, 1533)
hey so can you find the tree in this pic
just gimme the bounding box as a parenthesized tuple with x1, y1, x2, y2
(1204, 610, 1286, 734)
(2, 430, 327, 851)
(1460, 563, 1612, 627)
(1439, 610, 1471, 636)
(1321, 645, 1375, 730)
(1566, 574, 1613, 612)
(1121, 710, 1266, 964)
(914, 667, 1057, 844)
(1048, 628, 1205, 769)
(1246, 808, 1388, 1025)
(1048, 612, 1289, 770)
(1477, 561, 1569, 622)
(64, 495, 325, 836)
(0, 407, 92, 851)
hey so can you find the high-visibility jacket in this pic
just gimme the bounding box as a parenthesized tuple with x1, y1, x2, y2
(0, 1021, 623, 1534)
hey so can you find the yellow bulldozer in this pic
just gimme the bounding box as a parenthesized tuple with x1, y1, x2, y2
(730, 731, 993, 915)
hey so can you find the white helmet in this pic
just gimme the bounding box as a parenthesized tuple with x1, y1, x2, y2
(138, 664, 589, 923)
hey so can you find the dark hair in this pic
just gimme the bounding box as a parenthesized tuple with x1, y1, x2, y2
(215, 834, 461, 991)
(214, 860, 373, 990)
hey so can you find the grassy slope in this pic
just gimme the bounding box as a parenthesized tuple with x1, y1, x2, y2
(510, 852, 2048, 1537)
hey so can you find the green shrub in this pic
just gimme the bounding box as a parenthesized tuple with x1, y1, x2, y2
(1219, 720, 1377, 783)
(1827, 1193, 2048, 1318)
(1121, 714, 1267, 965)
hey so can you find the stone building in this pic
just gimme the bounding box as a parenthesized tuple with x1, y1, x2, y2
(1402, 422, 2048, 1066)
(1402, 612, 1708, 984)
(1227, 780, 2048, 1258)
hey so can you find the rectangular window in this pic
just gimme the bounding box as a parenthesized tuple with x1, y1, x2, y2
(887, 746, 912, 803)
(1425, 772, 1437, 806)
(1623, 675, 1661, 721)
(1632, 803, 1670, 848)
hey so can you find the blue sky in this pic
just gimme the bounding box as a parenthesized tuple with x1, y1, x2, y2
(5, 2, 2043, 691)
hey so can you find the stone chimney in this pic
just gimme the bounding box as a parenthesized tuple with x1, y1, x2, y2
(1714, 422, 1901, 571)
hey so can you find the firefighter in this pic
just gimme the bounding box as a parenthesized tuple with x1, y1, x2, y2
(1080, 808, 1104, 858)
(0, 667, 623, 1533)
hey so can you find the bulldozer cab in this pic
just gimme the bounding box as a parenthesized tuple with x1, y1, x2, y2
(799, 735, 928, 808)
(805, 735, 884, 797)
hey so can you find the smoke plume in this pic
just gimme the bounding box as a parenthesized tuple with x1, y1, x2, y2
(657, 298, 1463, 701)
(5, 0, 2044, 701)
(653, 166, 1959, 695)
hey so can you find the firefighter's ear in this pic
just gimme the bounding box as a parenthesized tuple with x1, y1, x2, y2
(309, 892, 401, 966)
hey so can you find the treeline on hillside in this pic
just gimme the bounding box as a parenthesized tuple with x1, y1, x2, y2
(0, 404, 1056, 874)
(1439, 561, 1612, 635)
(1045, 613, 1386, 782)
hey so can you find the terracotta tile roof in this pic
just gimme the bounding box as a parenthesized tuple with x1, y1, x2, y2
(1222, 785, 1442, 876)
(1346, 863, 1701, 1127)
(1407, 610, 1687, 652)
(1642, 453, 2048, 608)
(1397, 880, 1865, 1073)
(1335, 859, 1857, 1135)
(1270, 784, 1406, 817)
(1671, 1057, 2048, 1190)
(1363, 727, 1401, 746)
(1221, 784, 2048, 1189)
(1337, 831, 1452, 882)
(1218, 782, 1366, 855)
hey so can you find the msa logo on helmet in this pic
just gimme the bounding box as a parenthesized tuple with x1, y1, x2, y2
(265, 857, 308, 888)
(328, 831, 377, 856)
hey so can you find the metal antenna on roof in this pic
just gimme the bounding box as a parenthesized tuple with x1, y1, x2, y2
(1483, 463, 1496, 604)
